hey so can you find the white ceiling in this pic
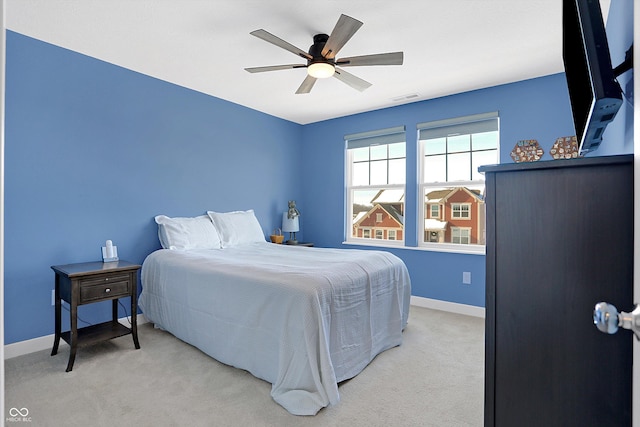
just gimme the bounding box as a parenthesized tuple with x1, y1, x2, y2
(4, 1, 611, 125)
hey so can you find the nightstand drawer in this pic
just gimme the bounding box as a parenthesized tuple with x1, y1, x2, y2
(79, 274, 131, 303)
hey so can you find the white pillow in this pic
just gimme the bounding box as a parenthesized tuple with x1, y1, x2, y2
(154, 215, 222, 250)
(207, 210, 266, 248)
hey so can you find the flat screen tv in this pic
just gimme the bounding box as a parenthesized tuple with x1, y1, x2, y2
(562, 0, 622, 155)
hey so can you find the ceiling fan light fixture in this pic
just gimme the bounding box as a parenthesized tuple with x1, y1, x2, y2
(307, 62, 335, 79)
(247, 15, 403, 94)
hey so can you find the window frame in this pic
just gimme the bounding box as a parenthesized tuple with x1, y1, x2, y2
(417, 112, 499, 254)
(345, 126, 406, 247)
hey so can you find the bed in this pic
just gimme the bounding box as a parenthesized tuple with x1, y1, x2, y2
(139, 211, 411, 415)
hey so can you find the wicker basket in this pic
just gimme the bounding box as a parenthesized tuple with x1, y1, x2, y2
(270, 228, 284, 244)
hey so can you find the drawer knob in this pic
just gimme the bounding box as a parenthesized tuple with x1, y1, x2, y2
(105, 288, 111, 293)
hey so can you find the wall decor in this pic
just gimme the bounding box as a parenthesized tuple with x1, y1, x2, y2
(510, 139, 544, 163)
(550, 135, 581, 160)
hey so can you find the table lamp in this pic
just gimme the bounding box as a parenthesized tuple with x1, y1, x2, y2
(282, 212, 299, 245)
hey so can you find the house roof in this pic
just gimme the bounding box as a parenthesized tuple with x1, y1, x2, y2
(425, 187, 484, 203)
(353, 211, 367, 224)
(425, 189, 452, 202)
(353, 202, 404, 227)
(378, 203, 404, 226)
(371, 189, 404, 204)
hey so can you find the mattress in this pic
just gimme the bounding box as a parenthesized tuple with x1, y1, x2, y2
(139, 242, 411, 415)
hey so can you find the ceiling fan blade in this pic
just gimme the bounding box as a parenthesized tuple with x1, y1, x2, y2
(250, 29, 312, 60)
(336, 52, 404, 67)
(295, 75, 317, 94)
(245, 64, 306, 73)
(321, 14, 363, 59)
(333, 67, 372, 92)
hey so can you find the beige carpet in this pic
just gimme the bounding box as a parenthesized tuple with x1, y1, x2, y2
(5, 306, 484, 427)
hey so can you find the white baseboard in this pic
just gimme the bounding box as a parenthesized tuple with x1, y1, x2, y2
(4, 315, 148, 360)
(410, 296, 485, 318)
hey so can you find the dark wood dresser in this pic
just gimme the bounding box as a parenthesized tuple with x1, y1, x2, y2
(480, 155, 633, 426)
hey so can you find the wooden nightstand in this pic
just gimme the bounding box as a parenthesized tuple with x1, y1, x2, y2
(51, 260, 141, 372)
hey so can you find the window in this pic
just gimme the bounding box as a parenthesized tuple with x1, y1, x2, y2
(418, 112, 498, 252)
(452, 203, 471, 219)
(346, 126, 405, 245)
(451, 227, 471, 244)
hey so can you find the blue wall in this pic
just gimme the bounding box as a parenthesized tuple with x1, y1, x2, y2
(298, 0, 634, 309)
(300, 74, 577, 308)
(5, 0, 633, 345)
(5, 32, 303, 344)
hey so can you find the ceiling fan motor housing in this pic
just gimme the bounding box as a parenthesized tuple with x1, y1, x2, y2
(309, 34, 333, 65)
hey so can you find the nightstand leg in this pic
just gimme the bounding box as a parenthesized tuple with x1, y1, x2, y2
(112, 299, 118, 324)
(66, 299, 78, 372)
(65, 352, 76, 372)
(51, 274, 61, 356)
(131, 289, 140, 349)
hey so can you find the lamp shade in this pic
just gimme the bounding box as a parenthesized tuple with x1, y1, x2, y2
(282, 213, 299, 232)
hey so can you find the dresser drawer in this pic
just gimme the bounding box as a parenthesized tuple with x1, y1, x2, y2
(79, 274, 131, 303)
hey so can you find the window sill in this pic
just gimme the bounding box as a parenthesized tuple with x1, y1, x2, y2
(417, 243, 486, 255)
(344, 239, 405, 250)
(343, 240, 486, 255)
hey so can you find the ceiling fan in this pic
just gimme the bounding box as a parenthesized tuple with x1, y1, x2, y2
(245, 14, 404, 94)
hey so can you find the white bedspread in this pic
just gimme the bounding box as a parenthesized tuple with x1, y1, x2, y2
(139, 242, 411, 415)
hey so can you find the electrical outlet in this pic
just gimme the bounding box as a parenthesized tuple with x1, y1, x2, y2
(51, 289, 55, 306)
(462, 272, 472, 285)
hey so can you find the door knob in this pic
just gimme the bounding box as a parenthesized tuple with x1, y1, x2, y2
(593, 302, 640, 340)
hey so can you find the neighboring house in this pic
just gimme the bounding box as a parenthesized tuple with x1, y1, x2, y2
(353, 190, 404, 240)
(423, 189, 451, 243)
(353, 203, 404, 240)
(424, 187, 485, 245)
(353, 187, 485, 244)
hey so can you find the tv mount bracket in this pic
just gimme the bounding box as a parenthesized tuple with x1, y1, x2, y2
(613, 44, 633, 78)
